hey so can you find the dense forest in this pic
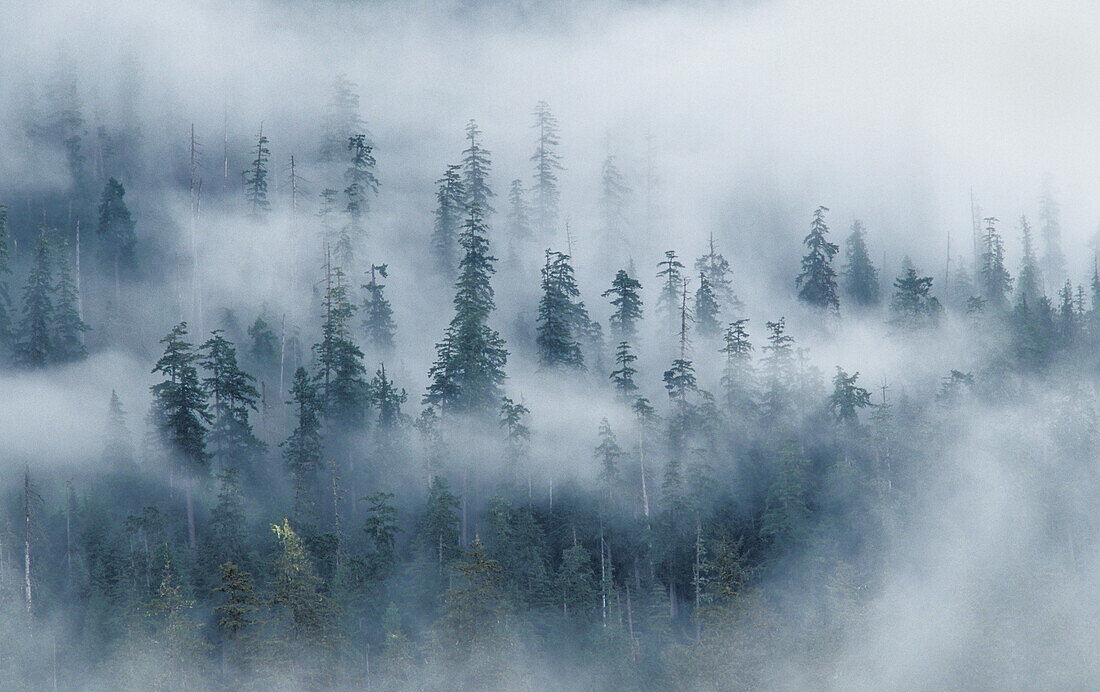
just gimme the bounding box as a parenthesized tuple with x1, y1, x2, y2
(4, 1, 1100, 690)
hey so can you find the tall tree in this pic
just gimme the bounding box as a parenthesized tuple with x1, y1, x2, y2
(599, 154, 630, 248)
(366, 363, 407, 430)
(270, 520, 329, 646)
(52, 238, 89, 363)
(96, 177, 136, 290)
(536, 249, 586, 370)
(341, 133, 379, 265)
(243, 125, 270, 219)
(828, 367, 871, 427)
(720, 318, 755, 417)
(531, 101, 563, 238)
(362, 262, 396, 353)
(425, 207, 508, 415)
(200, 330, 263, 470)
(693, 270, 720, 338)
(610, 340, 639, 399)
(314, 265, 367, 428)
(462, 120, 495, 215)
(760, 318, 795, 423)
(980, 217, 1013, 311)
(656, 250, 685, 331)
(1016, 215, 1043, 306)
(505, 179, 532, 258)
(594, 418, 623, 488)
(432, 165, 466, 278)
(841, 220, 880, 307)
(890, 257, 941, 330)
(796, 206, 840, 312)
(499, 397, 531, 468)
(15, 228, 54, 369)
(1039, 187, 1066, 293)
(102, 390, 134, 469)
(694, 234, 740, 317)
(214, 561, 259, 675)
(282, 367, 324, 515)
(320, 74, 366, 163)
(603, 269, 643, 341)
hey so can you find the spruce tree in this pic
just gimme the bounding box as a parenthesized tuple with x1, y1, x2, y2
(531, 101, 563, 238)
(15, 228, 54, 369)
(282, 367, 324, 515)
(424, 206, 508, 415)
(366, 363, 407, 430)
(603, 269, 643, 341)
(656, 250, 684, 331)
(0, 206, 13, 358)
(243, 126, 270, 219)
(796, 206, 840, 312)
(1040, 188, 1066, 293)
(342, 133, 379, 265)
(462, 120, 495, 215)
(694, 234, 740, 316)
(270, 520, 328, 644)
(760, 318, 795, 422)
(1017, 215, 1043, 306)
(214, 561, 259, 672)
(599, 154, 629, 246)
(536, 249, 585, 370)
(828, 367, 871, 427)
(610, 340, 639, 399)
(52, 238, 89, 363)
(693, 271, 720, 338)
(247, 313, 279, 372)
(96, 177, 136, 282)
(720, 318, 754, 417)
(200, 330, 263, 469)
(421, 478, 461, 572)
(320, 74, 366, 163)
(432, 165, 466, 278)
(594, 418, 623, 486)
(841, 220, 879, 307)
(102, 389, 134, 469)
(314, 266, 367, 428)
(556, 542, 596, 620)
(499, 397, 531, 467)
(505, 179, 532, 256)
(362, 263, 396, 353)
(890, 257, 941, 330)
(980, 217, 1013, 311)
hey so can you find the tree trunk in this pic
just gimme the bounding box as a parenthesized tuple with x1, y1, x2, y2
(24, 467, 32, 614)
(185, 479, 197, 550)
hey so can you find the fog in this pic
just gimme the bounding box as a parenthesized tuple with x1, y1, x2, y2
(2, 0, 1099, 689)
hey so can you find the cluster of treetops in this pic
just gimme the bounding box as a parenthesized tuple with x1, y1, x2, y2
(1, 81, 1094, 688)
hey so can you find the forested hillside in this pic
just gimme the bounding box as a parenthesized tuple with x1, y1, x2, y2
(4, 1, 1100, 689)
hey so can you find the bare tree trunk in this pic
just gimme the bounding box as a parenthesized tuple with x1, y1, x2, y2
(461, 466, 468, 547)
(24, 466, 32, 614)
(65, 480, 72, 590)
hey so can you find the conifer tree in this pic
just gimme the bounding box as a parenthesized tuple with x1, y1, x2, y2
(694, 234, 740, 316)
(421, 478, 461, 572)
(505, 179, 532, 256)
(354, 267, 392, 359)
(366, 363, 407, 430)
(1040, 188, 1066, 293)
(828, 367, 871, 427)
(599, 154, 629, 246)
(462, 120, 495, 215)
(432, 165, 466, 278)
(720, 318, 754, 417)
(440, 538, 506, 662)
(796, 206, 840, 312)
(314, 265, 367, 428)
(102, 389, 134, 469)
(51, 238, 89, 363)
(603, 269, 643, 341)
(200, 330, 263, 469)
(610, 340, 639, 399)
(841, 220, 880, 307)
(342, 133, 379, 264)
(1017, 215, 1043, 306)
(760, 318, 795, 422)
(282, 367, 324, 515)
(531, 101, 563, 238)
(499, 397, 531, 470)
(214, 561, 259, 673)
(0, 206, 13, 358)
(890, 257, 941, 330)
(318, 188, 340, 251)
(96, 177, 136, 285)
(320, 74, 366, 163)
(247, 313, 279, 372)
(14, 228, 53, 369)
(656, 250, 684, 331)
(425, 206, 508, 415)
(693, 271, 720, 338)
(556, 541, 596, 619)
(594, 418, 623, 487)
(536, 249, 585, 370)
(270, 520, 328, 644)
(243, 126, 270, 219)
(980, 217, 1013, 311)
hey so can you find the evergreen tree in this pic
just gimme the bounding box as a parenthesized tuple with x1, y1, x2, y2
(599, 154, 629, 247)
(796, 206, 840, 312)
(361, 492, 401, 581)
(314, 266, 367, 428)
(200, 330, 263, 469)
(421, 478, 461, 571)
(656, 250, 684, 331)
(1040, 187, 1066, 293)
(151, 323, 211, 469)
(536, 249, 585, 370)
(694, 234, 740, 316)
(980, 217, 1013, 311)
(282, 367, 324, 515)
(694, 271, 720, 338)
(505, 179, 532, 256)
(760, 318, 795, 422)
(499, 397, 531, 470)
(462, 120, 495, 215)
(432, 165, 466, 278)
(366, 363, 407, 430)
(760, 442, 809, 552)
(439, 538, 506, 663)
(102, 389, 134, 469)
(556, 542, 597, 619)
(0, 206, 13, 358)
(828, 367, 871, 427)
(342, 133, 379, 264)
(214, 561, 259, 672)
(610, 340, 639, 399)
(270, 520, 328, 644)
(425, 207, 508, 415)
(247, 313, 279, 372)
(890, 257, 941, 330)
(243, 126, 270, 219)
(96, 177, 136, 281)
(841, 220, 880, 307)
(720, 318, 755, 417)
(603, 269, 643, 341)
(51, 238, 89, 363)
(362, 262, 396, 353)
(320, 74, 366, 163)
(663, 356, 697, 409)
(531, 101, 563, 238)
(594, 418, 623, 486)
(14, 228, 53, 369)
(1017, 215, 1043, 306)
(318, 188, 340, 252)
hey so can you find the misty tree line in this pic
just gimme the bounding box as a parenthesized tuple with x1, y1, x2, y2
(2, 70, 1099, 689)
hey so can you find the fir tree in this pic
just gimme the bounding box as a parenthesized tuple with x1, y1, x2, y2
(51, 238, 89, 363)
(610, 340, 639, 399)
(603, 269, 643, 341)
(499, 397, 531, 467)
(200, 330, 263, 469)
(151, 323, 211, 469)
(243, 126, 270, 219)
(247, 313, 279, 371)
(270, 520, 328, 644)
(462, 120, 495, 215)
(366, 363, 407, 430)
(432, 165, 466, 278)
(440, 538, 506, 662)
(361, 492, 401, 581)
(214, 561, 259, 672)
(1017, 215, 1043, 306)
(594, 418, 623, 486)
(1040, 187, 1066, 293)
(760, 318, 795, 422)
(531, 101, 563, 238)
(320, 74, 366, 163)
(362, 263, 396, 353)
(342, 133, 379, 264)
(102, 390, 134, 469)
(282, 367, 324, 515)
(425, 206, 508, 415)
(694, 271, 720, 338)
(536, 249, 585, 370)
(96, 177, 136, 281)
(980, 217, 1013, 311)
(599, 154, 630, 247)
(841, 220, 879, 307)
(0, 206, 13, 357)
(829, 367, 871, 427)
(694, 234, 740, 316)
(720, 318, 755, 417)
(796, 206, 840, 312)
(421, 478, 461, 572)
(890, 257, 941, 330)
(314, 265, 367, 428)
(505, 179, 532, 256)
(14, 228, 53, 369)
(656, 250, 684, 331)
(556, 542, 596, 619)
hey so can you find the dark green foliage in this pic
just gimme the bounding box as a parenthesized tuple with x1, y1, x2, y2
(96, 177, 136, 277)
(343, 133, 379, 260)
(214, 561, 259, 647)
(200, 330, 263, 468)
(420, 478, 461, 571)
(828, 367, 871, 426)
(841, 220, 879, 307)
(531, 101, 562, 237)
(432, 165, 466, 277)
(463, 120, 495, 215)
(314, 267, 367, 428)
(760, 318, 794, 422)
(890, 257, 941, 330)
(720, 318, 754, 416)
(282, 367, 324, 514)
(603, 269, 643, 341)
(362, 262, 396, 353)
(247, 313, 279, 370)
(52, 238, 89, 362)
(695, 234, 740, 317)
(439, 539, 507, 663)
(361, 492, 401, 580)
(760, 441, 809, 553)
(981, 217, 1013, 311)
(663, 357, 697, 408)
(366, 363, 407, 430)
(536, 249, 585, 370)
(556, 542, 597, 619)
(151, 322, 211, 469)
(796, 206, 840, 311)
(270, 519, 329, 644)
(499, 397, 531, 465)
(594, 418, 623, 486)
(243, 127, 270, 218)
(15, 228, 54, 368)
(610, 340, 639, 398)
(656, 250, 684, 329)
(693, 271, 720, 338)
(1017, 215, 1043, 306)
